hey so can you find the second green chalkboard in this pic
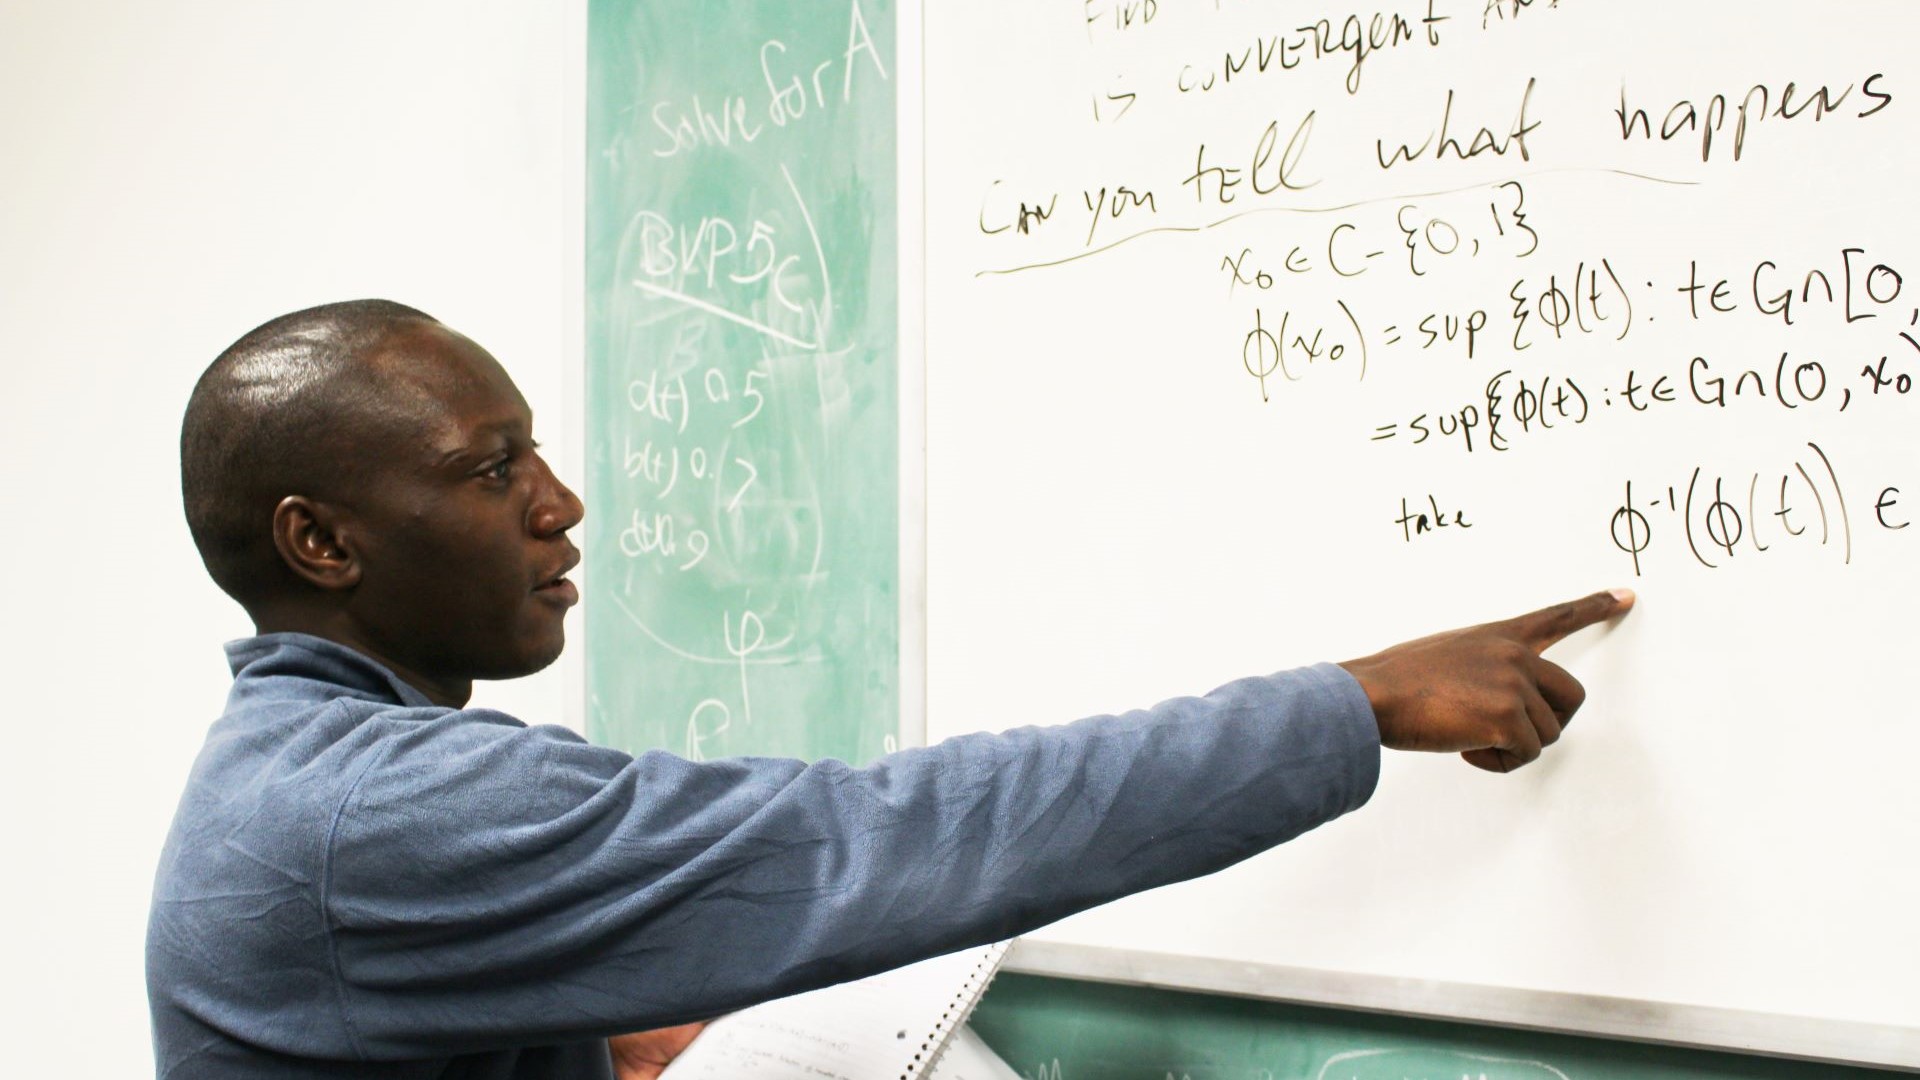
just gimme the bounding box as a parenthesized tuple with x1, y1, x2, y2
(585, 0, 898, 763)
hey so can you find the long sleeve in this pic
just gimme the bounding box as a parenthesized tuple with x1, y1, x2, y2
(322, 662, 1378, 1059)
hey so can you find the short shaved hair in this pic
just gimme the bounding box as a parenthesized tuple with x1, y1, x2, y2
(181, 299, 437, 610)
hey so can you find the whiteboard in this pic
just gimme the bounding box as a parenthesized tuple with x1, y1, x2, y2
(923, 0, 1919, 1065)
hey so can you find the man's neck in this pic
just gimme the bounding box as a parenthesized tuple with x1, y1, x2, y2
(250, 608, 473, 708)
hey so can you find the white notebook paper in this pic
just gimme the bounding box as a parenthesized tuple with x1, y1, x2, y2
(659, 942, 1012, 1080)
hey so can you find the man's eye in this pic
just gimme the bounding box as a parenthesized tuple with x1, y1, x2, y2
(485, 459, 512, 481)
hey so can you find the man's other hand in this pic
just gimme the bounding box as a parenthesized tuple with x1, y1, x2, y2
(1338, 589, 1634, 773)
(609, 1022, 706, 1079)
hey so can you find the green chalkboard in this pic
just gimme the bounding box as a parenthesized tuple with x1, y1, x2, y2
(585, 0, 898, 763)
(971, 975, 1906, 1080)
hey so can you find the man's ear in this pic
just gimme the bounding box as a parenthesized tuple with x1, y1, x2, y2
(270, 496, 362, 592)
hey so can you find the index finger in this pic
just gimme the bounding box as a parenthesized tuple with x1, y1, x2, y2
(1507, 589, 1635, 652)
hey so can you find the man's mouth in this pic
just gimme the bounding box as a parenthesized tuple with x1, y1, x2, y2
(535, 551, 582, 600)
(534, 575, 580, 607)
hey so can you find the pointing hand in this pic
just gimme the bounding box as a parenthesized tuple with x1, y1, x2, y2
(1338, 589, 1635, 773)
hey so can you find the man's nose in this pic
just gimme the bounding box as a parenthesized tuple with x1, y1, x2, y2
(528, 457, 586, 537)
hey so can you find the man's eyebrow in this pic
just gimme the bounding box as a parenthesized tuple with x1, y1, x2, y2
(431, 419, 531, 468)
(432, 444, 479, 467)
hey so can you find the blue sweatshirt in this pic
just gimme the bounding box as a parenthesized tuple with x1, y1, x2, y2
(147, 633, 1379, 1078)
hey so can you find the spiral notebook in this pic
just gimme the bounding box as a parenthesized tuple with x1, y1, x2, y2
(657, 941, 1012, 1080)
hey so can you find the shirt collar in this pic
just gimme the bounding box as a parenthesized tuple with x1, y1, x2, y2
(224, 632, 438, 709)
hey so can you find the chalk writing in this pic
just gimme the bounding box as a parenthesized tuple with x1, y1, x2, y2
(590, 0, 899, 764)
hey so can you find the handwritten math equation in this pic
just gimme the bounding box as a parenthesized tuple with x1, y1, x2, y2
(618, 364, 770, 572)
(1606, 443, 1909, 577)
(1365, 347, 1918, 455)
(949, 0, 1917, 577)
(1226, 198, 1911, 409)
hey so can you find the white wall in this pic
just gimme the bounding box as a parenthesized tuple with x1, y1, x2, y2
(0, 2, 582, 1072)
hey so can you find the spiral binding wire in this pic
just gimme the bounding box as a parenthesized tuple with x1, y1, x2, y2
(900, 941, 1010, 1080)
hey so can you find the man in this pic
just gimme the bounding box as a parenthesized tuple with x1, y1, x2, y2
(151, 299, 1631, 1078)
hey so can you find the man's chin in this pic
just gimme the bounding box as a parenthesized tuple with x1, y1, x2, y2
(518, 632, 568, 677)
(474, 631, 567, 684)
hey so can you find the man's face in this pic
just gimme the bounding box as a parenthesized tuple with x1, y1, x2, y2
(336, 323, 583, 688)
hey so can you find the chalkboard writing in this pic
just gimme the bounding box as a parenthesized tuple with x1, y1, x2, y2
(587, 0, 898, 764)
(926, 0, 1919, 1063)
